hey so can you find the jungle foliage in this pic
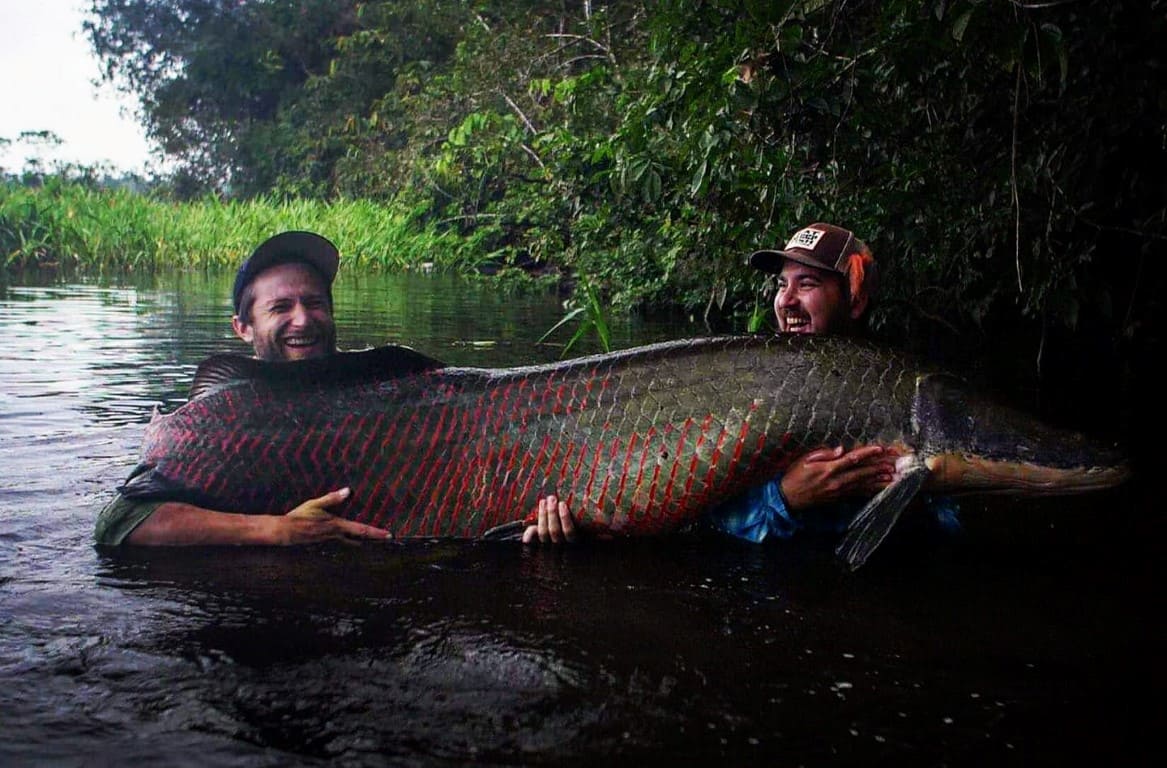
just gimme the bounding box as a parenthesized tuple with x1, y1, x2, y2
(79, 0, 1166, 367)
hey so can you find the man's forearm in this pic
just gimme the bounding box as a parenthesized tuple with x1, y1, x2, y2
(125, 501, 284, 545)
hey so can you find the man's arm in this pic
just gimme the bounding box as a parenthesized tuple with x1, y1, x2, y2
(98, 488, 393, 546)
(778, 445, 897, 509)
(518, 446, 902, 545)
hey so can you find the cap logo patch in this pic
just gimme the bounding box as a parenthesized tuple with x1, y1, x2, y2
(786, 228, 824, 251)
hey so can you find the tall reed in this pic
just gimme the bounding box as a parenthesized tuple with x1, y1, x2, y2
(1, 181, 477, 273)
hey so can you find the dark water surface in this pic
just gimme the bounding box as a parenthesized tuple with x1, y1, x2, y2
(0, 271, 1161, 766)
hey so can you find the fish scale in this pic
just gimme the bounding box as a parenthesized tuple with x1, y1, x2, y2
(118, 335, 1129, 564)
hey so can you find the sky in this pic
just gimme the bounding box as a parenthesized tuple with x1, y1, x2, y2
(0, 1, 154, 174)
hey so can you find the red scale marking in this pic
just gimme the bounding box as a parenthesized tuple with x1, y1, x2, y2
(594, 433, 622, 516)
(645, 462, 662, 523)
(702, 428, 730, 493)
(367, 472, 393, 530)
(724, 403, 761, 487)
(501, 410, 537, 513)
(353, 413, 380, 464)
(442, 401, 483, 532)
(613, 432, 638, 511)
(627, 428, 657, 523)
(582, 439, 606, 515)
(493, 435, 525, 531)
(473, 384, 510, 523)
(542, 438, 564, 495)
(410, 401, 455, 535)
(485, 382, 515, 453)
(328, 413, 356, 466)
(683, 414, 714, 499)
(660, 417, 694, 513)
(448, 444, 482, 534)
(553, 440, 577, 495)
(294, 425, 316, 473)
(420, 399, 474, 534)
(513, 432, 550, 520)
(356, 411, 384, 475)
(473, 434, 499, 511)
(385, 410, 422, 529)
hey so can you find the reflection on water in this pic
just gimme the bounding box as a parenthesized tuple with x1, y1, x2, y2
(0, 270, 1160, 765)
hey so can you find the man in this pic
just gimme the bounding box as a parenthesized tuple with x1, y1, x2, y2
(95, 230, 398, 546)
(99, 230, 570, 547)
(703, 222, 902, 542)
(524, 222, 953, 544)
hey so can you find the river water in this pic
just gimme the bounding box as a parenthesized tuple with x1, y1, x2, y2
(0, 269, 1160, 766)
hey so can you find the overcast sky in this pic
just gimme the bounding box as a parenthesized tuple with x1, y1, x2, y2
(1, 0, 154, 174)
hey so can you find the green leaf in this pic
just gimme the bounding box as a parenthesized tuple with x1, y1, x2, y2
(537, 306, 587, 344)
(952, 10, 972, 42)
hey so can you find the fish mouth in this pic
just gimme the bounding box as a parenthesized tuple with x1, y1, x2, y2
(924, 454, 1132, 495)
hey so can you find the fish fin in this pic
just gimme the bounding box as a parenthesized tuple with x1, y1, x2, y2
(835, 461, 931, 571)
(189, 355, 261, 399)
(116, 462, 191, 501)
(187, 344, 447, 400)
(481, 521, 527, 541)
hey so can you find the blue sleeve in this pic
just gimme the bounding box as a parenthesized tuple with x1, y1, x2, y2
(705, 475, 801, 543)
(923, 494, 962, 533)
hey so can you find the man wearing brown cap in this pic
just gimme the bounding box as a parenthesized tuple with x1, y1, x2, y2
(750, 222, 878, 335)
(702, 222, 902, 542)
(525, 222, 957, 545)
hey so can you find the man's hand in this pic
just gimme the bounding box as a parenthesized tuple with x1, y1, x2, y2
(124, 488, 392, 546)
(522, 494, 576, 544)
(779, 445, 899, 511)
(278, 487, 394, 544)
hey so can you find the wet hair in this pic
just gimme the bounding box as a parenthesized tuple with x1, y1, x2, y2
(235, 261, 334, 324)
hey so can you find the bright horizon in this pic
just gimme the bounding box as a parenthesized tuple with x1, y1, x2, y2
(0, 0, 155, 175)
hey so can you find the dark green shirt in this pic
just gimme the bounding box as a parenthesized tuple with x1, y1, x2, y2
(94, 494, 164, 545)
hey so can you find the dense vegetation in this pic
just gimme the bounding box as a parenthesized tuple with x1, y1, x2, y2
(0, 177, 477, 273)
(4, 2, 1163, 403)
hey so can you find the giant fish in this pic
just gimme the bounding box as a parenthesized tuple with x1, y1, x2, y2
(118, 335, 1131, 569)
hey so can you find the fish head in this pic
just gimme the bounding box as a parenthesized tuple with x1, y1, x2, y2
(913, 373, 1131, 495)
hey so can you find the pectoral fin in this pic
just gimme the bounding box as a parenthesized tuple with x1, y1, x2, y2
(835, 460, 931, 571)
(117, 462, 216, 508)
(481, 520, 527, 541)
(117, 462, 170, 498)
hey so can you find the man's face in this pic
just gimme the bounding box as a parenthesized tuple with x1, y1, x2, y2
(232, 262, 337, 361)
(773, 260, 851, 334)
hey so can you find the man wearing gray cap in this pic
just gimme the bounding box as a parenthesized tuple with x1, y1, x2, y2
(95, 231, 394, 546)
(98, 231, 571, 547)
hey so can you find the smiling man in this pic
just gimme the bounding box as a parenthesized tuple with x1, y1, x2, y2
(93, 231, 395, 547)
(97, 231, 568, 547)
(749, 221, 877, 336)
(230, 232, 340, 362)
(522, 222, 951, 546)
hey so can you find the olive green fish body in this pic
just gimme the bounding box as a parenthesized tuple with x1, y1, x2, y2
(119, 335, 1129, 566)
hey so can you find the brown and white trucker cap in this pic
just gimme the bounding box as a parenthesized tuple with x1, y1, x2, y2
(749, 222, 864, 275)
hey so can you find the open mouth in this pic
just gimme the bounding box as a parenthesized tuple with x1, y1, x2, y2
(782, 315, 810, 332)
(283, 334, 320, 349)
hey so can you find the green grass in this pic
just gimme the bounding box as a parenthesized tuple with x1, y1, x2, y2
(0, 180, 478, 274)
(538, 282, 612, 356)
